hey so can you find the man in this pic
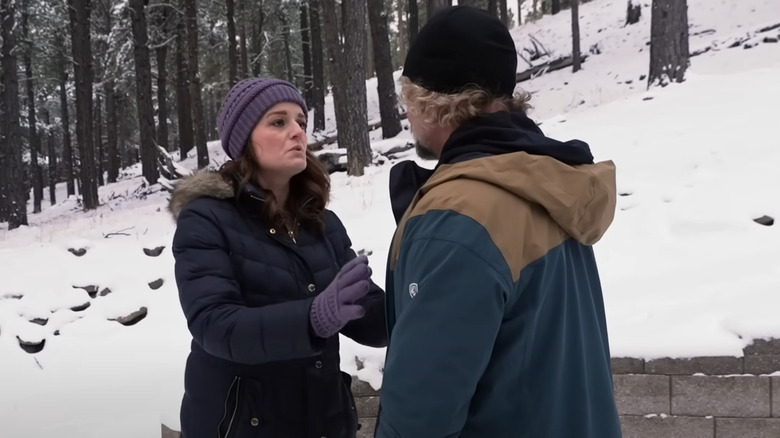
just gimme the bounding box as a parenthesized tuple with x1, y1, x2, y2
(376, 6, 622, 438)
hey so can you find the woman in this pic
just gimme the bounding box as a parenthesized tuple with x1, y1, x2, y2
(170, 78, 387, 438)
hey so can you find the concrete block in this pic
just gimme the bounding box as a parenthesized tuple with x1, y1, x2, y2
(646, 356, 743, 375)
(773, 377, 779, 417)
(161, 424, 180, 438)
(357, 417, 376, 438)
(613, 374, 670, 415)
(744, 354, 780, 375)
(355, 395, 380, 418)
(351, 378, 380, 396)
(672, 376, 770, 417)
(619, 415, 713, 438)
(611, 357, 645, 374)
(715, 418, 780, 438)
(744, 338, 780, 355)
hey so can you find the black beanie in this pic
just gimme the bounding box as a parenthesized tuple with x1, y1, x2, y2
(402, 6, 518, 97)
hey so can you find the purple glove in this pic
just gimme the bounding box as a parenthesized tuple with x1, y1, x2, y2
(310, 255, 372, 338)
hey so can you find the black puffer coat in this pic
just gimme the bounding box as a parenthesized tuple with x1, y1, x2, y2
(169, 171, 387, 438)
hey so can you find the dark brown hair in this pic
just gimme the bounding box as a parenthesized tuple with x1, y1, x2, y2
(218, 144, 331, 231)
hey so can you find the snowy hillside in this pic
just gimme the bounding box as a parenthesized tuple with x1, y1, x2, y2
(2, 0, 780, 436)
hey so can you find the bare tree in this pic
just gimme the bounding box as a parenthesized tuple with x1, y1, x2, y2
(300, 2, 313, 105)
(321, 0, 372, 175)
(626, 0, 641, 25)
(648, 0, 689, 87)
(184, 0, 210, 168)
(397, 0, 408, 62)
(21, 4, 43, 213)
(488, 0, 498, 17)
(129, 0, 160, 185)
(226, 0, 239, 87)
(1, 0, 28, 227)
(98, 0, 119, 183)
(428, 0, 449, 18)
(42, 107, 57, 205)
(517, 0, 524, 25)
(68, 0, 100, 210)
(408, 0, 419, 44)
(56, 45, 75, 195)
(368, 0, 402, 139)
(571, 0, 581, 72)
(175, 11, 194, 160)
(309, 0, 326, 133)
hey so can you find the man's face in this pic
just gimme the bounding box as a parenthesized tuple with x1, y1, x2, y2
(407, 109, 438, 161)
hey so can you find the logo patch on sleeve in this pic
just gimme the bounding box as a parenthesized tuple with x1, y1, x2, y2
(409, 283, 419, 298)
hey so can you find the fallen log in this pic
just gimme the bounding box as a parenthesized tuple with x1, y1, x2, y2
(515, 54, 589, 83)
(307, 112, 408, 150)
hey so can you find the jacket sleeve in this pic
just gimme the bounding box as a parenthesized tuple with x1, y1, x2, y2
(328, 212, 388, 348)
(172, 202, 325, 365)
(375, 236, 509, 438)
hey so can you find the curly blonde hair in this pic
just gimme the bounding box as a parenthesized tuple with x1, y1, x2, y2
(399, 76, 532, 127)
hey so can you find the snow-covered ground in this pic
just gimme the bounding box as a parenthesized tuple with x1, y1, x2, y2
(1, 0, 780, 436)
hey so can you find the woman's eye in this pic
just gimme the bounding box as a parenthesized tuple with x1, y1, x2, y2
(298, 121, 307, 130)
(272, 119, 284, 127)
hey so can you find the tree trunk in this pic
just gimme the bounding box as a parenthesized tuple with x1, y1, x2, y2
(104, 80, 119, 183)
(488, 0, 498, 17)
(250, 6, 266, 76)
(426, 0, 449, 20)
(499, 0, 509, 25)
(175, 15, 194, 160)
(648, 0, 689, 87)
(156, 44, 170, 151)
(626, 1, 641, 26)
(22, 7, 42, 213)
(408, 0, 419, 45)
(42, 107, 57, 205)
(552, 0, 561, 14)
(239, 17, 249, 79)
(309, 0, 326, 133)
(517, 0, 524, 25)
(365, 8, 374, 79)
(397, 0, 407, 65)
(129, 0, 160, 185)
(571, 0, 581, 72)
(368, 0, 402, 139)
(279, 10, 294, 85)
(1, 0, 28, 228)
(300, 2, 313, 106)
(185, 0, 210, 168)
(57, 51, 75, 196)
(321, 0, 372, 176)
(68, 0, 99, 210)
(94, 94, 104, 186)
(226, 0, 239, 87)
(115, 92, 126, 167)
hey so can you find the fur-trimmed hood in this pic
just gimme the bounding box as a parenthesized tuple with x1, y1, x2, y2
(168, 171, 235, 220)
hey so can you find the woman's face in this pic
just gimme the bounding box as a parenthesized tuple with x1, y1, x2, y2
(249, 102, 308, 181)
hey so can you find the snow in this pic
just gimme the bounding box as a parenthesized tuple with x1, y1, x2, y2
(2, 0, 780, 436)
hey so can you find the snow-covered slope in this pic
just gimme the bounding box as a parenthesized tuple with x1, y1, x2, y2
(1, 0, 779, 436)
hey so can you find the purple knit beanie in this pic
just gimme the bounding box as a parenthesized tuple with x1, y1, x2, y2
(217, 78, 308, 160)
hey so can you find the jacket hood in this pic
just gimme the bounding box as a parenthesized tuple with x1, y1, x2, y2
(422, 152, 616, 245)
(391, 110, 616, 245)
(168, 171, 235, 220)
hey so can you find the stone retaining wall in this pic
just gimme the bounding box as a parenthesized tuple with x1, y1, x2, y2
(351, 338, 780, 438)
(163, 339, 780, 437)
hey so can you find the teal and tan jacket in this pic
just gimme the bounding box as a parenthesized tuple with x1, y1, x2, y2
(376, 111, 623, 438)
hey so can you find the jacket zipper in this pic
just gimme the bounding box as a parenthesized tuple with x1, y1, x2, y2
(288, 229, 297, 244)
(217, 377, 241, 438)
